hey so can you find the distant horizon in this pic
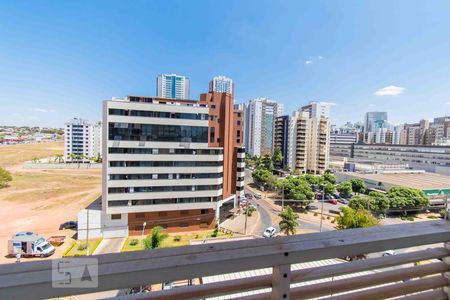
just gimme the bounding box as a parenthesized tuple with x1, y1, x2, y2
(1, 1, 450, 127)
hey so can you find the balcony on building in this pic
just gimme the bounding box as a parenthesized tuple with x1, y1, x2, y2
(3, 221, 450, 300)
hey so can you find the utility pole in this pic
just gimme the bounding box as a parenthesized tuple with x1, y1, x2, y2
(244, 207, 248, 235)
(86, 208, 90, 256)
(281, 185, 285, 209)
(320, 185, 325, 232)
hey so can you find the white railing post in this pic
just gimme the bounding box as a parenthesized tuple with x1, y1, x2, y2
(272, 264, 291, 300)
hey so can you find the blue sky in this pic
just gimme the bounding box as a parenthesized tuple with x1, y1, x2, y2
(1, 0, 450, 127)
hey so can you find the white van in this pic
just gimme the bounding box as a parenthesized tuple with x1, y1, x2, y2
(8, 232, 55, 257)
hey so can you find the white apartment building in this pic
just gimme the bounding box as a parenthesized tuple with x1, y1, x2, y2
(64, 118, 101, 162)
(300, 101, 331, 119)
(295, 112, 330, 174)
(156, 74, 190, 99)
(210, 75, 233, 95)
(244, 98, 283, 156)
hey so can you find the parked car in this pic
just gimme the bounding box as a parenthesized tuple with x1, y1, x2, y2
(315, 193, 324, 200)
(162, 282, 173, 290)
(306, 205, 318, 211)
(333, 193, 341, 199)
(263, 227, 277, 238)
(245, 193, 253, 199)
(327, 199, 338, 205)
(254, 193, 262, 199)
(382, 250, 396, 257)
(59, 221, 77, 230)
(337, 198, 349, 205)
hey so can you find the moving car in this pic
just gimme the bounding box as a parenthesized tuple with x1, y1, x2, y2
(254, 193, 262, 199)
(382, 250, 396, 256)
(59, 221, 77, 230)
(263, 227, 277, 238)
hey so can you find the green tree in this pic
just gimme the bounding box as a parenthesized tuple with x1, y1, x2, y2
(31, 156, 39, 163)
(303, 174, 322, 185)
(0, 167, 12, 188)
(252, 167, 273, 184)
(144, 226, 168, 249)
(272, 147, 283, 168)
(279, 206, 298, 235)
(323, 182, 336, 195)
(350, 178, 366, 194)
(68, 153, 77, 163)
(322, 173, 336, 184)
(336, 181, 353, 196)
(386, 187, 429, 213)
(275, 176, 314, 207)
(261, 154, 274, 171)
(336, 207, 379, 229)
(54, 154, 64, 163)
(367, 191, 390, 211)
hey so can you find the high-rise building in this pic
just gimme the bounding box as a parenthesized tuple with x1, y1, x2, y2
(393, 124, 407, 145)
(405, 120, 429, 145)
(156, 74, 190, 99)
(295, 112, 330, 174)
(209, 75, 233, 95)
(300, 101, 331, 119)
(64, 118, 101, 162)
(364, 112, 388, 133)
(274, 115, 289, 168)
(244, 98, 283, 156)
(98, 93, 244, 238)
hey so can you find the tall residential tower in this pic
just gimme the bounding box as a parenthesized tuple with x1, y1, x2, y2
(209, 75, 233, 95)
(156, 74, 190, 99)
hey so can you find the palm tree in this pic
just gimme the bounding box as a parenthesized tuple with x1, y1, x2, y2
(76, 154, 84, 168)
(54, 154, 64, 164)
(279, 206, 298, 235)
(68, 153, 77, 164)
(31, 156, 39, 164)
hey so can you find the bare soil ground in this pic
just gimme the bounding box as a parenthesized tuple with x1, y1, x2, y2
(0, 142, 101, 264)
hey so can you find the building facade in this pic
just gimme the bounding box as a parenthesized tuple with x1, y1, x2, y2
(209, 75, 233, 95)
(244, 98, 283, 156)
(300, 101, 331, 119)
(364, 112, 388, 133)
(156, 74, 190, 99)
(330, 143, 450, 174)
(64, 118, 101, 162)
(100, 94, 244, 237)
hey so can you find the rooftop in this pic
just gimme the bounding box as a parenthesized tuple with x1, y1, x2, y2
(339, 171, 450, 191)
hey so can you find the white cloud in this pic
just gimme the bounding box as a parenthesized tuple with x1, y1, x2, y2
(369, 104, 376, 107)
(33, 108, 55, 113)
(445, 101, 450, 105)
(305, 56, 324, 65)
(374, 85, 406, 96)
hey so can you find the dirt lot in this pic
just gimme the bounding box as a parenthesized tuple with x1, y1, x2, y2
(0, 142, 101, 264)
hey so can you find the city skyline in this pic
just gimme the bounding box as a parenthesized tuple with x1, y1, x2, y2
(1, 1, 450, 127)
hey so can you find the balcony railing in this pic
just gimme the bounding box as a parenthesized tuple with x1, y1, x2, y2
(2, 220, 450, 300)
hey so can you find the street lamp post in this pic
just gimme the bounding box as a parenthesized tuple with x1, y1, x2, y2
(320, 184, 325, 232)
(141, 222, 147, 239)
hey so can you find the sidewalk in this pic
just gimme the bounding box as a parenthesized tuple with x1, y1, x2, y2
(220, 211, 261, 236)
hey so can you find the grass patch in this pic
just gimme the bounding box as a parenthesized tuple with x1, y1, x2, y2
(0, 141, 63, 167)
(121, 231, 233, 252)
(63, 239, 102, 256)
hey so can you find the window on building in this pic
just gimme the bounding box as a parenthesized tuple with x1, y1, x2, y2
(237, 120, 241, 125)
(111, 214, 121, 220)
(136, 213, 145, 218)
(210, 127, 215, 142)
(237, 130, 241, 137)
(201, 209, 209, 214)
(180, 210, 189, 215)
(211, 105, 216, 109)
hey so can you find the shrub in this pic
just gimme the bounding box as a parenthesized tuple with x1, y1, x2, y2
(439, 209, 447, 219)
(194, 234, 200, 239)
(326, 216, 330, 220)
(77, 243, 87, 251)
(314, 212, 318, 217)
(129, 239, 138, 246)
(173, 235, 181, 242)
